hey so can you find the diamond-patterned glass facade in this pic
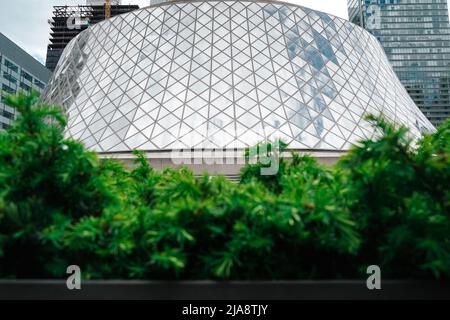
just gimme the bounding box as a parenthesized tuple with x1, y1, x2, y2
(42, 0, 434, 152)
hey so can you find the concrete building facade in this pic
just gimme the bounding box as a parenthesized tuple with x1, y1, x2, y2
(0, 33, 52, 130)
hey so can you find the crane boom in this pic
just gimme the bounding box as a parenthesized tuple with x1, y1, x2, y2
(105, 0, 111, 19)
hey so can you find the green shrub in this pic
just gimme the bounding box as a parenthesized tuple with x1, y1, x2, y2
(338, 115, 450, 278)
(240, 140, 288, 193)
(0, 93, 449, 280)
(0, 92, 123, 277)
(45, 165, 359, 280)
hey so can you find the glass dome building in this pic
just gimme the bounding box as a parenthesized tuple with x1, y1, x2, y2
(42, 0, 434, 171)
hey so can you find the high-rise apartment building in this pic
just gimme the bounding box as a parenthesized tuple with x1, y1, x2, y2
(0, 33, 52, 130)
(348, 0, 450, 127)
(45, 1, 139, 72)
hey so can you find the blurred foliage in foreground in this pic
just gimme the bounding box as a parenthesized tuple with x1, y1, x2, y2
(0, 92, 448, 280)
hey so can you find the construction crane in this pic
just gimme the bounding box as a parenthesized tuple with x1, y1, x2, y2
(105, 0, 111, 19)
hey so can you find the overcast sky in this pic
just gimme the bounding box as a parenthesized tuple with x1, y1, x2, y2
(0, 0, 448, 66)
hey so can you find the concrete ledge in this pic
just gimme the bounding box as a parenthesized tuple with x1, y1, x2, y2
(97, 149, 347, 175)
(0, 280, 449, 300)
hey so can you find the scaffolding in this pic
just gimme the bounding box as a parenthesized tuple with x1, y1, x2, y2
(45, 4, 139, 72)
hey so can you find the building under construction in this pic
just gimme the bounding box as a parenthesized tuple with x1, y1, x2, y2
(45, 1, 139, 72)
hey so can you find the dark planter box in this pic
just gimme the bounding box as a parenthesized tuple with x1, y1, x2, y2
(1, 280, 449, 300)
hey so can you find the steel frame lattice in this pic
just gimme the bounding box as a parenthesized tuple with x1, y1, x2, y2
(42, 0, 435, 152)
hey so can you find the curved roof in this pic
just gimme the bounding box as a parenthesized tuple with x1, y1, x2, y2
(42, 0, 434, 152)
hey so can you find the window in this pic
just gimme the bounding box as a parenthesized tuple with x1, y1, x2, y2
(3, 72, 17, 84)
(4, 59, 18, 73)
(19, 82, 31, 92)
(34, 79, 45, 90)
(2, 84, 15, 94)
(21, 70, 33, 82)
(1, 109, 14, 120)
